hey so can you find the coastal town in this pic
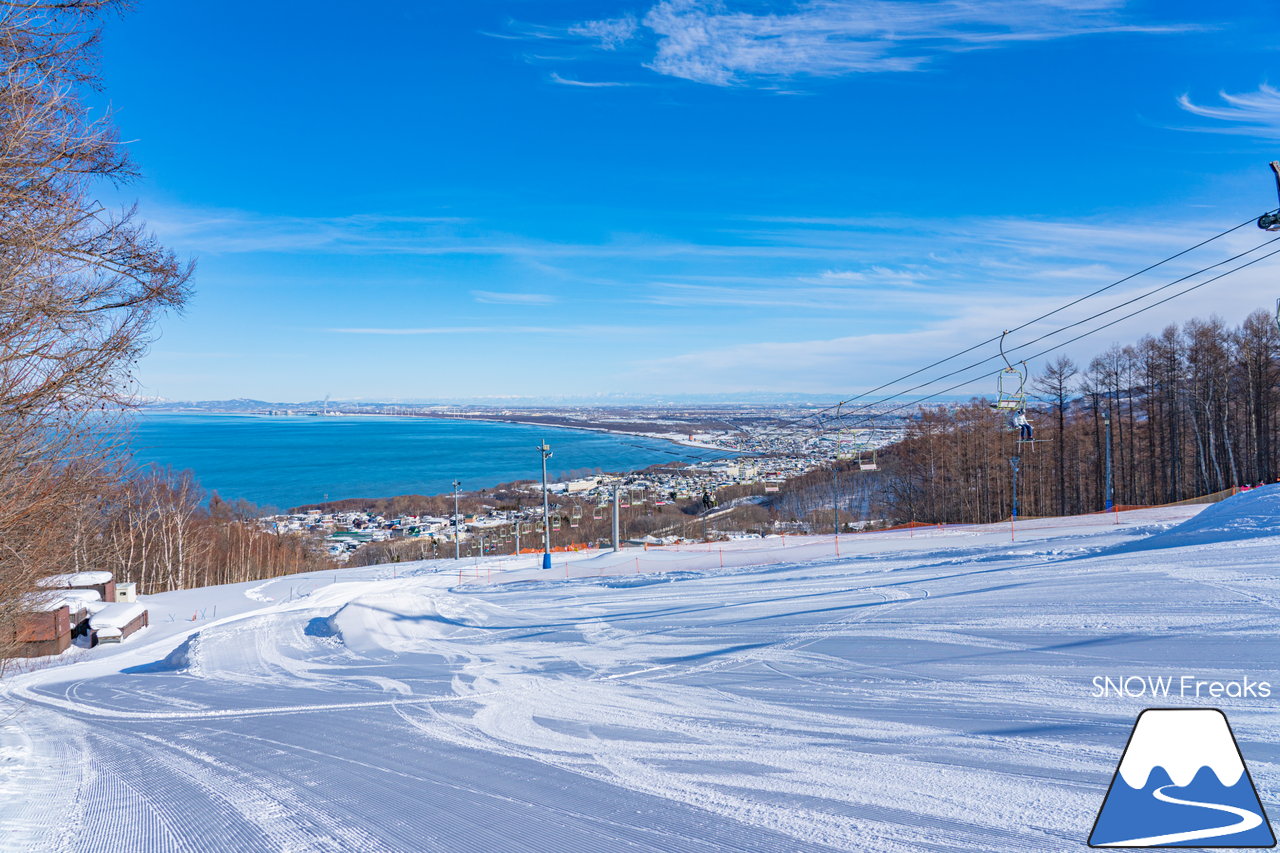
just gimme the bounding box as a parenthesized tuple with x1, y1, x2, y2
(254, 412, 905, 563)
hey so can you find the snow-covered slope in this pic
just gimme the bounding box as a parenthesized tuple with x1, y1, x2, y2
(1110, 485, 1280, 551)
(3, 495, 1279, 851)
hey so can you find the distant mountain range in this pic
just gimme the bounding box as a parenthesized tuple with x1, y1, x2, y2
(145, 392, 974, 410)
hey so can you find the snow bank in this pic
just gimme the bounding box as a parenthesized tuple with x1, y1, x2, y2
(325, 587, 538, 653)
(1116, 485, 1280, 552)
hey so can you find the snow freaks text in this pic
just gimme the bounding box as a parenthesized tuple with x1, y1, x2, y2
(1091, 676, 1272, 700)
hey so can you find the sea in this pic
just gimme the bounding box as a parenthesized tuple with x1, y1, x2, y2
(129, 412, 701, 511)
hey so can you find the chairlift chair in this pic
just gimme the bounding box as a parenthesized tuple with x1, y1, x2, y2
(592, 503, 605, 521)
(994, 365, 1027, 410)
(992, 331, 1027, 411)
(551, 516, 561, 532)
(570, 505, 582, 528)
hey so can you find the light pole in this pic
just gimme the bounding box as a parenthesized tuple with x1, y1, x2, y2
(831, 463, 841, 536)
(1010, 455, 1020, 542)
(538, 441, 553, 569)
(452, 480, 462, 559)
(612, 481, 621, 553)
(1103, 410, 1114, 512)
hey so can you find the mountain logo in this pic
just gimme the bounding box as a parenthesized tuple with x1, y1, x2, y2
(1089, 708, 1276, 848)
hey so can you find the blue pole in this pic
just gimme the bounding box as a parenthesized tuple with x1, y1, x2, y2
(1011, 456, 1020, 522)
(539, 441, 552, 569)
(1104, 412, 1113, 511)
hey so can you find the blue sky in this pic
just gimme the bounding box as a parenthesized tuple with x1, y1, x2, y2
(98, 0, 1280, 402)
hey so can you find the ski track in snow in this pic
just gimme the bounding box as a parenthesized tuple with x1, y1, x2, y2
(3, 498, 1280, 851)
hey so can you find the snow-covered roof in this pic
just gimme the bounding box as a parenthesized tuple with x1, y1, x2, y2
(27, 589, 112, 613)
(27, 596, 69, 613)
(37, 571, 114, 588)
(89, 603, 146, 630)
(59, 589, 102, 604)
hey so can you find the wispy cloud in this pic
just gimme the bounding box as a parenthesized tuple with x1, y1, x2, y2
(549, 72, 637, 88)
(331, 326, 564, 335)
(1178, 84, 1280, 139)
(630, 261, 1280, 394)
(329, 325, 647, 336)
(147, 208, 472, 255)
(471, 290, 558, 305)
(516, 0, 1189, 88)
(149, 203, 1247, 288)
(568, 14, 640, 50)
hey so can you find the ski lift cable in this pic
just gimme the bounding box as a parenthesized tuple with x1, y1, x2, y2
(826, 232, 1280, 425)
(648, 210, 1280, 463)
(827, 243, 1280, 432)
(783, 242, 1274, 440)
(797, 211, 1271, 423)
(788, 225, 1280, 438)
(733, 212, 1277, 447)
(855, 242, 1280, 427)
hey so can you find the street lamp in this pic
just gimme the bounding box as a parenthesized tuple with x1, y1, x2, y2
(452, 480, 461, 559)
(1010, 455, 1020, 542)
(538, 441, 553, 569)
(1103, 411, 1114, 511)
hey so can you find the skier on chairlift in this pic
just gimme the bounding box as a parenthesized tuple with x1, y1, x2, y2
(1014, 409, 1033, 442)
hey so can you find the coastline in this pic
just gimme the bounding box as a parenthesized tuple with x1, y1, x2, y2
(134, 410, 730, 508)
(143, 408, 734, 457)
(414, 413, 733, 457)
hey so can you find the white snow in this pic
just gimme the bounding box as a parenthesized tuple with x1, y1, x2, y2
(36, 571, 113, 588)
(56, 589, 102, 606)
(30, 588, 102, 613)
(87, 602, 145, 630)
(2, 490, 1279, 851)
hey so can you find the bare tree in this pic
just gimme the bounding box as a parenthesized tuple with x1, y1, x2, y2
(1033, 355, 1077, 516)
(0, 1, 192, 662)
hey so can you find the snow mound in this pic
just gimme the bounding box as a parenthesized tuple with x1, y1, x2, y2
(124, 634, 198, 674)
(1114, 485, 1280, 552)
(324, 587, 540, 653)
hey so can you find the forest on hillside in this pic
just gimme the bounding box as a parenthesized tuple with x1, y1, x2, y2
(877, 309, 1279, 524)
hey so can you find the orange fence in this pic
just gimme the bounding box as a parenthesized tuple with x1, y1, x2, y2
(448, 485, 1254, 587)
(517, 544, 590, 554)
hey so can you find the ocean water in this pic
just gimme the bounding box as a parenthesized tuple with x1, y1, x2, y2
(128, 413, 698, 510)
